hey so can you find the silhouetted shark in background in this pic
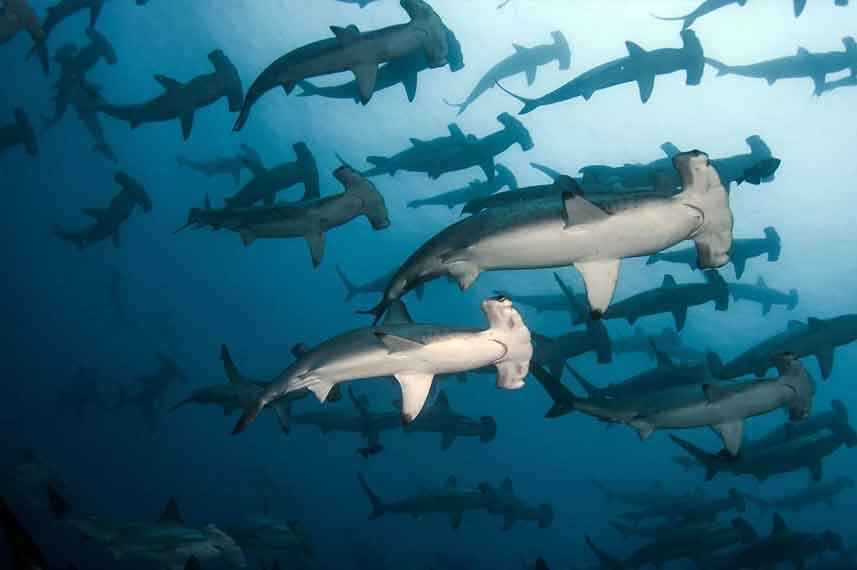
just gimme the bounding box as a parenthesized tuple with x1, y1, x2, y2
(407, 165, 518, 210)
(499, 30, 705, 113)
(647, 227, 781, 279)
(404, 390, 497, 451)
(729, 276, 798, 315)
(222, 142, 317, 208)
(724, 514, 842, 570)
(652, 0, 850, 29)
(177, 144, 262, 187)
(115, 353, 188, 433)
(0, 109, 37, 157)
(746, 476, 854, 512)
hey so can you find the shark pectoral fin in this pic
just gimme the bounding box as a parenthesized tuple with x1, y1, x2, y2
(711, 420, 744, 456)
(525, 66, 537, 86)
(271, 401, 292, 434)
(636, 73, 655, 103)
(402, 71, 418, 102)
(394, 372, 434, 423)
(450, 511, 462, 529)
(305, 232, 325, 268)
(816, 348, 834, 380)
(111, 228, 120, 248)
(762, 302, 772, 316)
(180, 111, 195, 140)
(811, 74, 826, 95)
(672, 305, 688, 331)
(375, 332, 425, 354)
(154, 74, 181, 91)
(352, 64, 379, 104)
(496, 361, 527, 390)
(447, 259, 480, 291)
(441, 431, 455, 451)
(575, 259, 620, 319)
(732, 255, 746, 279)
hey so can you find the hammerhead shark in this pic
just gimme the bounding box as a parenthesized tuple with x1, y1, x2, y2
(362, 113, 533, 180)
(357, 473, 553, 530)
(48, 80, 118, 162)
(231, 296, 533, 434)
(404, 390, 497, 450)
(707, 37, 857, 95)
(647, 226, 781, 279)
(444, 31, 571, 115)
(298, 25, 464, 103)
(53, 172, 152, 249)
(407, 165, 518, 210)
(27, 0, 148, 74)
(602, 271, 729, 331)
(336, 265, 425, 303)
(222, 500, 313, 559)
(499, 30, 705, 114)
(748, 399, 849, 450)
(176, 144, 262, 187)
(818, 73, 857, 94)
(617, 488, 746, 525)
(0, 1, 43, 47)
(725, 514, 843, 570)
(729, 276, 798, 315)
(99, 49, 243, 140)
(222, 142, 318, 208)
(592, 480, 699, 509)
(115, 353, 187, 433)
(580, 136, 779, 190)
(747, 476, 854, 512)
(361, 150, 733, 324)
(612, 327, 707, 363)
(179, 166, 389, 268)
(495, 271, 587, 325)
(0, 108, 37, 157)
(234, 0, 453, 130)
(715, 314, 857, 379)
(671, 419, 857, 482)
(652, 0, 850, 29)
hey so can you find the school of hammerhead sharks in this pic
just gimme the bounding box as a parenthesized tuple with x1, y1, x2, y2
(3, 0, 857, 569)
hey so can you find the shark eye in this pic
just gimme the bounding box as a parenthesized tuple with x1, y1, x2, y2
(490, 295, 508, 302)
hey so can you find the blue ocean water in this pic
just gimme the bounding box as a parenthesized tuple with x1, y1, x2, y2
(2, 1, 857, 569)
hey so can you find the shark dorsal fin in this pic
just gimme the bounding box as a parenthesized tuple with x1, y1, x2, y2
(381, 300, 414, 325)
(154, 74, 182, 91)
(661, 275, 677, 288)
(433, 390, 451, 410)
(797, 47, 809, 57)
(512, 43, 526, 53)
(375, 332, 424, 353)
(158, 498, 184, 526)
(330, 25, 360, 44)
(409, 137, 426, 147)
(500, 477, 515, 497)
(772, 513, 788, 534)
(446, 475, 457, 489)
(757, 277, 767, 288)
(625, 41, 647, 59)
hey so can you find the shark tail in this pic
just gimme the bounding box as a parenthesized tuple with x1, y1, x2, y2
(649, 12, 694, 30)
(705, 57, 730, 76)
(494, 80, 541, 115)
(442, 97, 468, 116)
(27, 38, 50, 75)
(356, 473, 385, 519)
(335, 265, 360, 302)
(669, 434, 719, 481)
(585, 535, 623, 569)
(356, 298, 390, 325)
(52, 225, 85, 250)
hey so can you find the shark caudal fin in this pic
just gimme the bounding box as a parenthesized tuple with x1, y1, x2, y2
(669, 434, 719, 481)
(335, 265, 361, 302)
(705, 57, 730, 77)
(293, 142, 320, 201)
(87, 28, 118, 65)
(356, 473, 385, 519)
(649, 9, 696, 30)
(495, 80, 542, 115)
(208, 49, 244, 111)
(27, 38, 50, 75)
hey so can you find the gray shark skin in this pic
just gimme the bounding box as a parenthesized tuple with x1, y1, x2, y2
(0, 108, 37, 157)
(603, 271, 729, 331)
(362, 151, 733, 324)
(627, 354, 815, 455)
(651, 0, 748, 30)
(234, 0, 452, 130)
(53, 492, 247, 570)
(617, 488, 746, 525)
(612, 326, 706, 363)
(357, 473, 551, 530)
(231, 296, 532, 435)
(580, 135, 778, 191)
(403, 390, 497, 450)
(223, 142, 318, 208)
(444, 31, 571, 115)
(726, 514, 842, 570)
(647, 226, 781, 279)
(746, 476, 854, 512)
(706, 37, 857, 95)
(56, 365, 103, 423)
(53, 172, 152, 250)
(100, 49, 243, 140)
(532, 316, 612, 378)
(499, 30, 705, 114)
(115, 353, 187, 433)
(0, 0, 43, 46)
(177, 144, 262, 187)
(670, 421, 857, 482)
(716, 314, 857, 380)
(43, 77, 118, 163)
(181, 166, 389, 268)
(592, 480, 697, 509)
(223, 502, 313, 559)
(363, 112, 533, 180)
(298, 25, 465, 103)
(407, 164, 518, 210)
(599, 517, 757, 570)
(172, 344, 339, 435)
(748, 399, 849, 450)
(729, 276, 798, 315)
(28, 0, 148, 74)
